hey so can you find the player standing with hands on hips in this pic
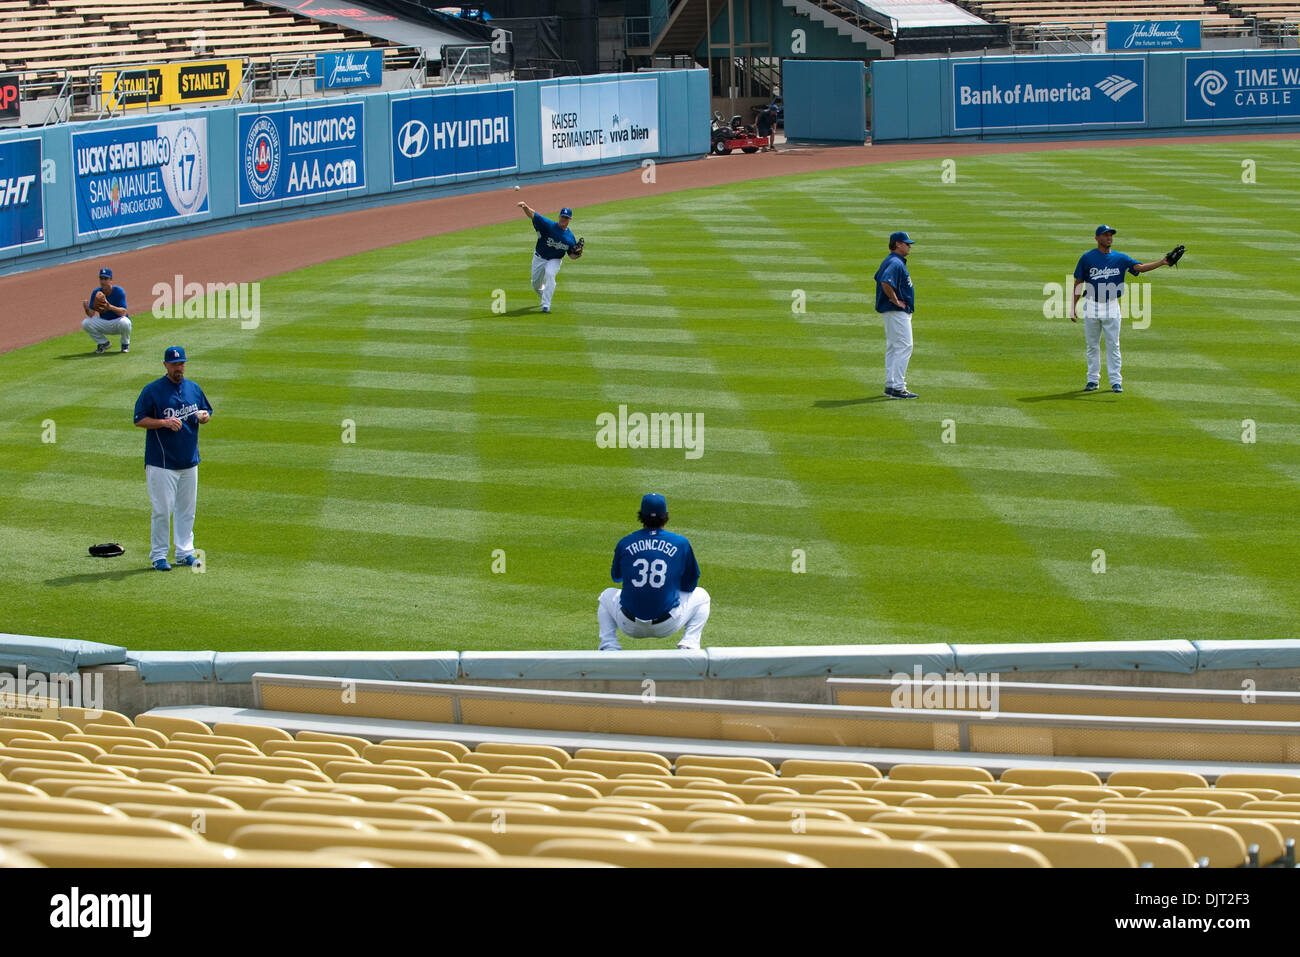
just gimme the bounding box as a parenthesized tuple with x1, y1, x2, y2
(133, 347, 213, 571)
(82, 266, 131, 354)
(875, 231, 918, 399)
(597, 493, 710, 651)
(517, 201, 583, 313)
(1070, 225, 1183, 393)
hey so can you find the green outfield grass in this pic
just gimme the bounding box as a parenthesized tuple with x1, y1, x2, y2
(2, 141, 1298, 652)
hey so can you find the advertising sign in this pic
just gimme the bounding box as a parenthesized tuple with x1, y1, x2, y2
(0, 137, 43, 251)
(953, 57, 1145, 131)
(1185, 52, 1300, 122)
(100, 60, 242, 110)
(237, 100, 366, 207)
(539, 77, 659, 165)
(391, 88, 516, 184)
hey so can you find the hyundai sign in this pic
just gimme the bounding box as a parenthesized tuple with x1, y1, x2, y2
(391, 88, 516, 185)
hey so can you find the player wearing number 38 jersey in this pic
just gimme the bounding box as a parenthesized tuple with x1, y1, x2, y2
(597, 493, 711, 651)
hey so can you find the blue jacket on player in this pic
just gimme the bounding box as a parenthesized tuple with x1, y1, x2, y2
(1074, 249, 1140, 306)
(874, 252, 914, 313)
(532, 213, 577, 261)
(611, 527, 701, 620)
(134, 377, 213, 470)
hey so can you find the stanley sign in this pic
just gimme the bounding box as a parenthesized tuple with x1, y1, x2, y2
(100, 59, 242, 110)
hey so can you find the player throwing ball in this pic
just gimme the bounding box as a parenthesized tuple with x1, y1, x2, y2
(597, 493, 710, 651)
(517, 201, 583, 313)
(1070, 225, 1183, 394)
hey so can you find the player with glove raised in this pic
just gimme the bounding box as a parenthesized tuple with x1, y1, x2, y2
(517, 201, 582, 314)
(82, 266, 132, 354)
(1068, 226, 1182, 394)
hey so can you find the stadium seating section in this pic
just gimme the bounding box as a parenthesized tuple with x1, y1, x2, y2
(2, 683, 1298, 867)
(952, 0, 1290, 31)
(1, 0, 396, 84)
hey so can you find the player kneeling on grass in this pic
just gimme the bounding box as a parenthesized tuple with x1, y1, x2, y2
(82, 266, 131, 354)
(598, 493, 710, 651)
(1069, 225, 1183, 394)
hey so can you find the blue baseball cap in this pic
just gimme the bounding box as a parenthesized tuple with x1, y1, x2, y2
(1096, 225, 1117, 236)
(163, 346, 187, 364)
(98, 267, 113, 279)
(559, 207, 573, 218)
(890, 231, 916, 245)
(639, 493, 667, 517)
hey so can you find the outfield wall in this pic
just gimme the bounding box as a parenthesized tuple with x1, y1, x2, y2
(0, 70, 710, 276)
(872, 50, 1300, 142)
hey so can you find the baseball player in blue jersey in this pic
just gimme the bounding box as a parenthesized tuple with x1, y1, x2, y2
(1070, 226, 1173, 393)
(82, 266, 131, 354)
(133, 346, 212, 571)
(597, 493, 711, 651)
(517, 201, 582, 313)
(874, 231, 918, 399)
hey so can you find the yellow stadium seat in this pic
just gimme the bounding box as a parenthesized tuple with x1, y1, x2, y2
(263, 739, 360, 758)
(565, 758, 671, 777)
(902, 796, 1039, 811)
(1142, 816, 1285, 866)
(0, 846, 41, 867)
(762, 800, 889, 823)
(311, 784, 410, 802)
(64, 733, 159, 752)
(887, 763, 996, 783)
(1057, 801, 1192, 818)
(228, 824, 499, 860)
(213, 763, 331, 784)
(1003, 785, 1124, 801)
(871, 812, 1042, 832)
(94, 754, 209, 776)
(683, 782, 799, 802)
(467, 807, 668, 832)
(381, 760, 465, 777)
(377, 739, 470, 758)
(475, 742, 573, 764)
(499, 766, 602, 782)
(436, 769, 490, 789)
(206, 786, 307, 809)
(5, 738, 106, 760)
(764, 776, 865, 794)
(613, 785, 741, 804)
(34, 777, 172, 797)
(158, 741, 253, 764)
(0, 810, 208, 842)
(0, 716, 80, 738)
(0, 795, 123, 816)
(0, 728, 58, 745)
(469, 779, 601, 799)
(295, 731, 376, 752)
(67, 787, 241, 812)
(1100, 796, 1226, 815)
(145, 808, 378, 843)
(1106, 770, 1209, 790)
(133, 714, 214, 738)
(530, 838, 829, 867)
(137, 770, 260, 787)
(918, 841, 1054, 867)
(684, 818, 884, 839)
(1061, 819, 1247, 867)
(119, 744, 215, 770)
(1164, 789, 1267, 810)
(170, 732, 259, 752)
(681, 833, 900, 866)
(999, 767, 1103, 787)
(56, 707, 133, 729)
(779, 759, 881, 779)
(363, 744, 459, 765)
(573, 748, 671, 770)
(1094, 835, 1198, 868)
(5, 763, 131, 785)
(259, 797, 452, 824)
(327, 847, 612, 867)
(683, 802, 855, 824)
(4, 833, 237, 868)
(616, 774, 721, 788)
(870, 780, 993, 798)
(932, 808, 1091, 832)
(674, 755, 777, 776)
(260, 751, 351, 772)
(0, 746, 90, 765)
(1209, 810, 1300, 854)
(577, 778, 667, 796)
(0, 782, 43, 798)
(504, 795, 659, 814)
(463, 752, 563, 773)
(211, 722, 293, 747)
(85, 724, 167, 746)
(1215, 772, 1300, 794)
(337, 772, 457, 791)
(921, 829, 1139, 867)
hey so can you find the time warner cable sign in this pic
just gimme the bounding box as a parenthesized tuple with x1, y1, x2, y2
(540, 77, 659, 166)
(953, 58, 1145, 132)
(391, 88, 516, 185)
(73, 118, 209, 237)
(0, 138, 44, 252)
(1185, 52, 1300, 122)
(238, 100, 365, 207)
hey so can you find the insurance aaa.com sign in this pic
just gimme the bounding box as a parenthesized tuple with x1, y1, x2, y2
(238, 100, 365, 207)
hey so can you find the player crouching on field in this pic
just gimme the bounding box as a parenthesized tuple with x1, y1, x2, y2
(82, 266, 131, 354)
(598, 493, 710, 651)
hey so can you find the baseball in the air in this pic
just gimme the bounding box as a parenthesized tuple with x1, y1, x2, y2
(514, 185, 520, 191)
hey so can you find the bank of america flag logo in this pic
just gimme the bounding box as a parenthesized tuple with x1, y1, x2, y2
(1096, 74, 1138, 101)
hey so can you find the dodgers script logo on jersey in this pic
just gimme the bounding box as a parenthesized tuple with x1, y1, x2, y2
(163, 402, 201, 420)
(243, 117, 280, 202)
(1088, 266, 1123, 281)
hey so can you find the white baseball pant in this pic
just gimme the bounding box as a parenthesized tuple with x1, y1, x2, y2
(882, 309, 914, 392)
(146, 464, 198, 563)
(1082, 302, 1122, 386)
(531, 253, 563, 309)
(597, 586, 711, 651)
(82, 314, 132, 347)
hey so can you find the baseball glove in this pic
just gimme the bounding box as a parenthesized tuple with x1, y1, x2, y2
(89, 543, 125, 557)
(92, 291, 109, 310)
(1165, 244, 1186, 268)
(569, 237, 584, 259)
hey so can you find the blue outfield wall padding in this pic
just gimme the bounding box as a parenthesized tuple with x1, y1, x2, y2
(951, 640, 1200, 675)
(214, 652, 459, 684)
(1193, 640, 1300, 671)
(706, 644, 957, 679)
(126, 651, 217, 683)
(784, 59, 867, 143)
(459, 650, 707, 681)
(0, 634, 128, 674)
